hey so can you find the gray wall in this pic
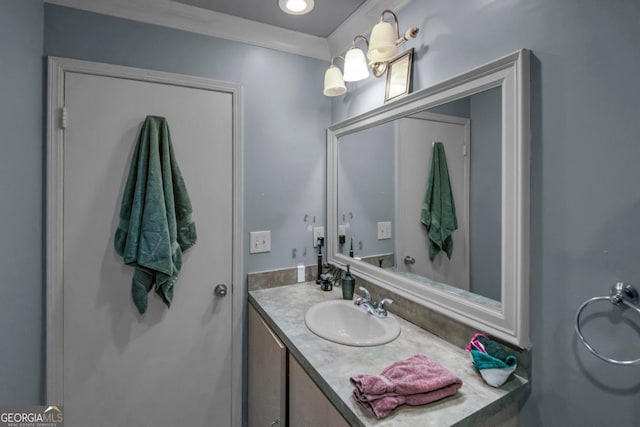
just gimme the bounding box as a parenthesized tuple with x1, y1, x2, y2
(332, 0, 640, 425)
(428, 97, 470, 118)
(469, 87, 501, 301)
(0, 0, 44, 404)
(337, 122, 395, 258)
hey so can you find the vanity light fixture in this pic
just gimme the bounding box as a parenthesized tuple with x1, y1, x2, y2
(323, 56, 347, 97)
(322, 9, 419, 96)
(278, 0, 314, 15)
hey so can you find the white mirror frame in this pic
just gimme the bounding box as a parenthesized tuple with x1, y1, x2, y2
(327, 49, 530, 348)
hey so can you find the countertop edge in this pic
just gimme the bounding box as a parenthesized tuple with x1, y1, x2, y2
(453, 377, 530, 426)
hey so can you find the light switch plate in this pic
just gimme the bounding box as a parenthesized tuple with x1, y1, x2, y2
(250, 230, 271, 253)
(377, 221, 392, 240)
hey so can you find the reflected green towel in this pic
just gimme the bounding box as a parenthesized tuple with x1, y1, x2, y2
(421, 142, 457, 261)
(114, 116, 197, 314)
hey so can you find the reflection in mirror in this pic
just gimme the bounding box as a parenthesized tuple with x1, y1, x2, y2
(338, 87, 502, 305)
(328, 50, 530, 347)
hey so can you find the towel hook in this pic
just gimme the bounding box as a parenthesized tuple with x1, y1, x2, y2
(574, 282, 640, 365)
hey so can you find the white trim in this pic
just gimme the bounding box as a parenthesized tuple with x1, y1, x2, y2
(327, 50, 530, 348)
(45, 0, 329, 60)
(45, 57, 65, 405)
(45, 58, 244, 426)
(45, 0, 409, 62)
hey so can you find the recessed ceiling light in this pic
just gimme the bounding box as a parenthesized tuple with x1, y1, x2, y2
(278, 0, 314, 15)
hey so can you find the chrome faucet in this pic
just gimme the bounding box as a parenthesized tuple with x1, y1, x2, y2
(354, 286, 394, 318)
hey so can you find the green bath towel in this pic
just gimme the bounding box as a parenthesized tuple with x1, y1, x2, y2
(115, 116, 197, 314)
(421, 142, 457, 261)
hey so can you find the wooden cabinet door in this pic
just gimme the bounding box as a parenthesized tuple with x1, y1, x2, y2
(248, 305, 287, 427)
(288, 354, 349, 427)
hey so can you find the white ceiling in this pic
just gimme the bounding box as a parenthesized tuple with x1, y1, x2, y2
(172, 0, 367, 38)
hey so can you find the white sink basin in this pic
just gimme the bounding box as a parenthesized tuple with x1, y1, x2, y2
(304, 300, 400, 346)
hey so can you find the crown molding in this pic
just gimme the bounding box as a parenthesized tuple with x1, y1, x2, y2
(327, 0, 411, 56)
(45, 0, 410, 62)
(45, 0, 330, 60)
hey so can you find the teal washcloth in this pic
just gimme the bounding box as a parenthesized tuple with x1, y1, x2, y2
(421, 142, 458, 261)
(470, 350, 512, 370)
(114, 115, 197, 314)
(467, 333, 518, 387)
(476, 335, 518, 367)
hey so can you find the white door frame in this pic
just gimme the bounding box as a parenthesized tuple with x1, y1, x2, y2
(45, 56, 244, 425)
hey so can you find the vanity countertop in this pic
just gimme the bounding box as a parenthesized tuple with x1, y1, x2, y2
(249, 283, 529, 427)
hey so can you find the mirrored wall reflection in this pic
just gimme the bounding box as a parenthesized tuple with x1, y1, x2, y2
(337, 86, 502, 304)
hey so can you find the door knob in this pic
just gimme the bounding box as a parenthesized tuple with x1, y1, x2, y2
(214, 284, 228, 297)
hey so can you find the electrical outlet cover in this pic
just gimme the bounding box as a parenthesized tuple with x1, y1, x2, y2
(377, 221, 392, 240)
(313, 226, 325, 247)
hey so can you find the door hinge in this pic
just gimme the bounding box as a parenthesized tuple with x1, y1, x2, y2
(463, 144, 467, 156)
(60, 106, 68, 129)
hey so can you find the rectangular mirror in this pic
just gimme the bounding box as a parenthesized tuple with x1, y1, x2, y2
(327, 50, 530, 347)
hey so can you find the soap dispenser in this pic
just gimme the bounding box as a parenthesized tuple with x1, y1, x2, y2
(316, 237, 325, 284)
(342, 265, 355, 300)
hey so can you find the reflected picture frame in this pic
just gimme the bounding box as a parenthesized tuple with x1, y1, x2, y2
(384, 48, 414, 102)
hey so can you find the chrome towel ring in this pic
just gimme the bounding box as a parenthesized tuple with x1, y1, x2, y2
(575, 282, 640, 366)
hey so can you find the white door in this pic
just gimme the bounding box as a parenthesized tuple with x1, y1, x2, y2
(48, 60, 240, 427)
(396, 112, 470, 290)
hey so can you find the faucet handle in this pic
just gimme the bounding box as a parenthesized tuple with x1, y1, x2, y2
(358, 286, 371, 301)
(378, 298, 393, 309)
(376, 298, 394, 317)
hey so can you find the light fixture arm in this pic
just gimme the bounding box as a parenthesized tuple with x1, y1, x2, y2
(352, 35, 369, 49)
(330, 55, 345, 67)
(379, 9, 419, 47)
(379, 9, 400, 40)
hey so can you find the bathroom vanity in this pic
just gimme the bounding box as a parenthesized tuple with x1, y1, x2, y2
(248, 283, 528, 427)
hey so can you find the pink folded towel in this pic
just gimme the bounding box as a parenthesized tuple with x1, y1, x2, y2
(350, 354, 462, 419)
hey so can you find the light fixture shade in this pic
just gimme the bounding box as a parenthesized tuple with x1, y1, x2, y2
(367, 21, 398, 61)
(323, 65, 346, 97)
(343, 48, 370, 82)
(278, 0, 314, 15)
